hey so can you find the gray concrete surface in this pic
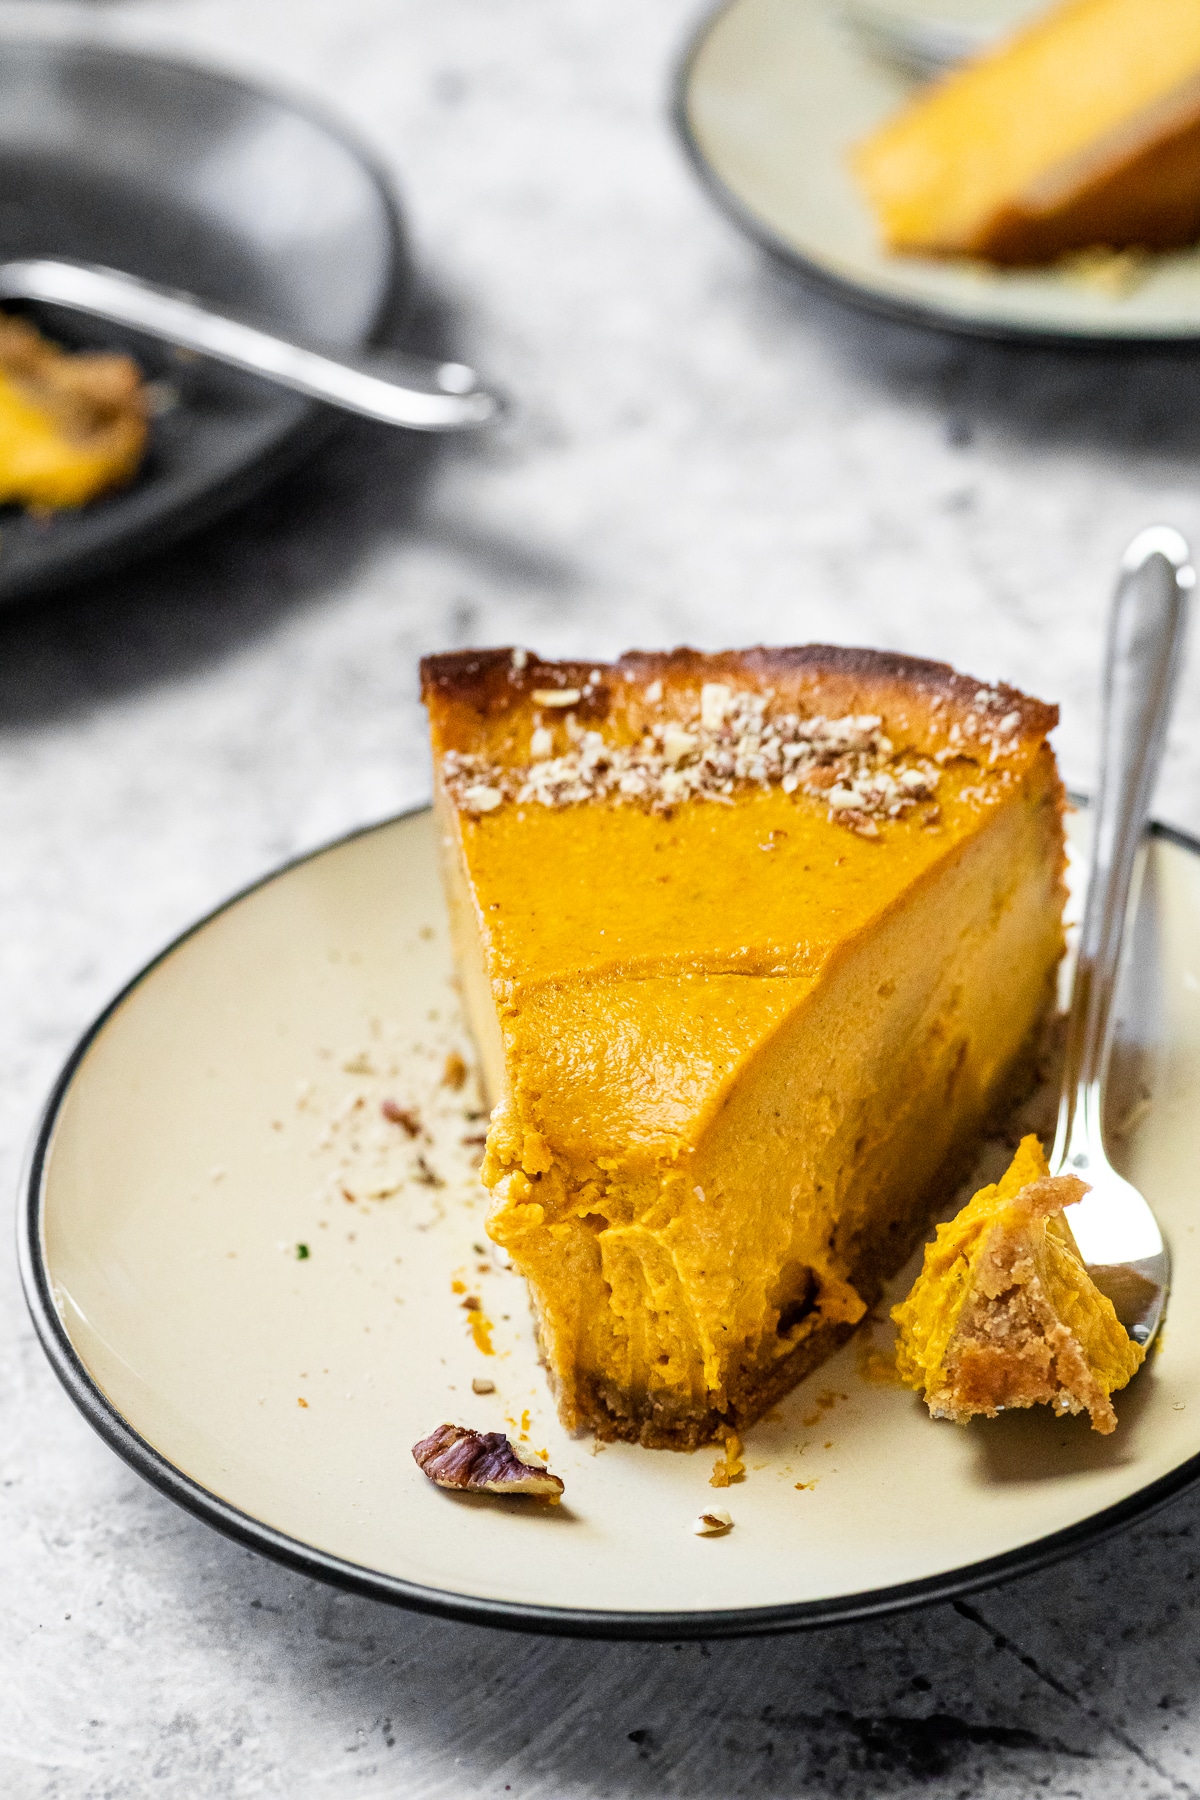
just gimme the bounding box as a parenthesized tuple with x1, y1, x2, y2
(4, 0, 1200, 1793)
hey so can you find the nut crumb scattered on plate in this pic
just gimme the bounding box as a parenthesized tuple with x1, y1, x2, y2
(710, 1432, 745, 1487)
(693, 1508, 733, 1536)
(412, 1423, 563, 1498)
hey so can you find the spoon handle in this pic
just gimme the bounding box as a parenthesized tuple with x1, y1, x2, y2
(0, 258, 498, 431)
(1052, 528, 1193, 1171)
(840, 1, 996, 80)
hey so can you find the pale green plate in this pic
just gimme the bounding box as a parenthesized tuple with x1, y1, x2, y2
(676, 0, 1200, 341)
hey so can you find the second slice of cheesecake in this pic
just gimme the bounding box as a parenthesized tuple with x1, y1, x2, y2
(422, 645, 1067, 1449)
(852, 0, 1200, 265)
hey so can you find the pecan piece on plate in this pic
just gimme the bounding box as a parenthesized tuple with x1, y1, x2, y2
(693, 1508, 734, 1537)
(412, 1423, 564, 1498)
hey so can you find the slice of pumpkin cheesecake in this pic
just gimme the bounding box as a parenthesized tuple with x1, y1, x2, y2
(852, 0, 1200, 265)
(421, 646, 1067, 1449)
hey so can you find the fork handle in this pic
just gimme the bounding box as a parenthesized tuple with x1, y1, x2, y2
(1052, 528, 1193, 1171)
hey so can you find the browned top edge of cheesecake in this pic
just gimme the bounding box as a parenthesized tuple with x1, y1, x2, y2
(420, 644, 1058, 762)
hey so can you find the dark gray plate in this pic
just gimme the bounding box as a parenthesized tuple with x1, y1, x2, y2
(0, 32, 410, 604)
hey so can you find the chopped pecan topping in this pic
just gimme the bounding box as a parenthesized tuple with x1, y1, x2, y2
(412, 1423, 564, 1497)
(442, 684, 944, 834)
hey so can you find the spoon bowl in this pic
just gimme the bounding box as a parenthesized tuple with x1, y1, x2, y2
(1064, 1156, 1169, 1344)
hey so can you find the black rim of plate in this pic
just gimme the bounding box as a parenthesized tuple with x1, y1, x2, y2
(18, 805, 1200, 1640)
(0, 29, 412, 604)
(671, 0, 1200, 352)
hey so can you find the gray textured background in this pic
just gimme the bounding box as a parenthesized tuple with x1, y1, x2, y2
(5, 1, 1200, 1793)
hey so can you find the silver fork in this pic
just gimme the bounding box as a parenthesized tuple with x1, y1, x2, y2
(1051, 527, 1193, 1347)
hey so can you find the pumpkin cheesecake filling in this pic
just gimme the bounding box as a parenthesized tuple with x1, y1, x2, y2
(0, 313, 148, 510)
(422, 646, 1068, 1449)
(893, 1136, 1144, 1432)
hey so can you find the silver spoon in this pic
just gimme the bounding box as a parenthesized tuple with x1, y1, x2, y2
(1051, 526, 1192, 1348)
(0, 257, 499, 431)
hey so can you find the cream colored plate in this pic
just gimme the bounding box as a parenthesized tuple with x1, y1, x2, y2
(677, 0, 1200, 342)
(20, 808, 1200, 1636)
